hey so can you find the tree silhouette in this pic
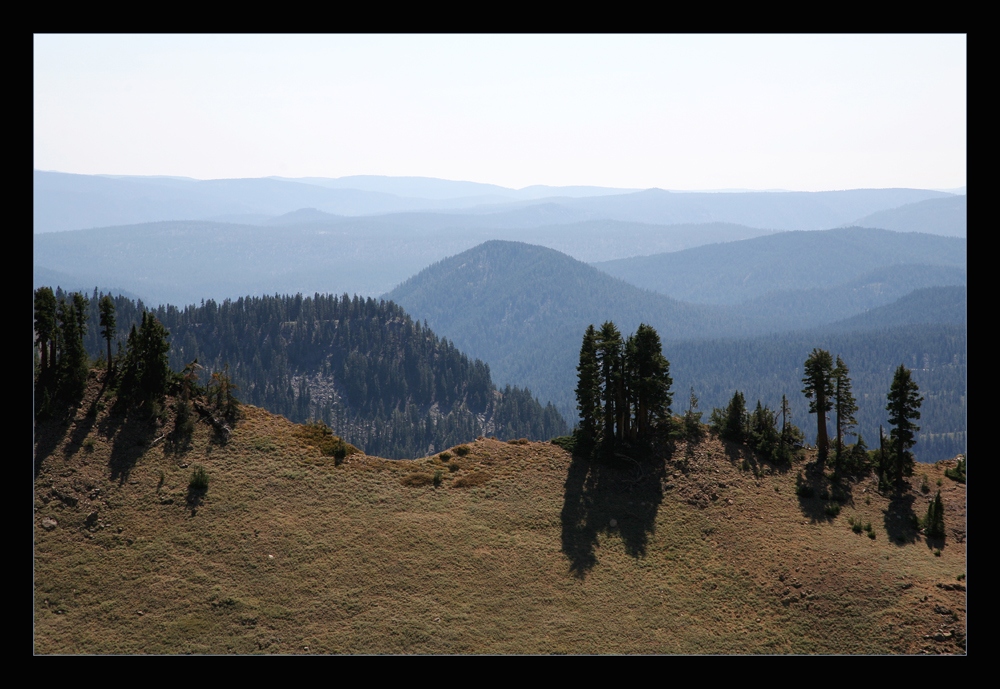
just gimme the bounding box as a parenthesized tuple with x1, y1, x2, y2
(802, 349, 834, 462)
(886, 364, 922, 486)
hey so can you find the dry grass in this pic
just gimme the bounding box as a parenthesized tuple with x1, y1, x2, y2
(33, 374, 966, 654)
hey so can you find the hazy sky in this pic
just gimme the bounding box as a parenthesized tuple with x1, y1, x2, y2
(34, 34, 966, 191)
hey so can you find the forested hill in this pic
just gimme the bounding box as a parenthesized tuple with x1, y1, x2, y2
(76, 290, 566, 458)
(593, 227, 966, 304)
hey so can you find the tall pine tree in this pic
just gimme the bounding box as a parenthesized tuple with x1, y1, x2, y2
(802, 348, 834, 462)
(833, 355, 858, 470)
(886, 364, 922, 486)
(575, 324, 601, 446)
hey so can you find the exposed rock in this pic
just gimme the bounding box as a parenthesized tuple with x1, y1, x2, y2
(41, 517, 58, 531)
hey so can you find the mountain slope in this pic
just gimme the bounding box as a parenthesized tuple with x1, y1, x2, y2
(846, 196, 967, 237)
(594, 227, 966, 304)
(68, 290, 566, 459)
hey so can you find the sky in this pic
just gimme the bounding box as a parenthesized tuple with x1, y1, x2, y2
(33, 34, 966, 192)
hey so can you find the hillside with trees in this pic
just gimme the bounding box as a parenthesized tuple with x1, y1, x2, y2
(38, 288, 566, 459)
(385, 241, 966, 462)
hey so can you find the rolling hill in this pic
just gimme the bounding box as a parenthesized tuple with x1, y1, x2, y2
(33, 374, 967, 654)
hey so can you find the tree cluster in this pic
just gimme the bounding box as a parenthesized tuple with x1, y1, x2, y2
(709, 391, 802, 464)
(575, 321, 673, 452)
(34, 287, 91, 414)
(801, 349, 863, 472)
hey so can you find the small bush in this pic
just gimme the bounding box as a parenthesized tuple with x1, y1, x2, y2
(934, 548, 942, 557)
(507, 438, 529, 445)
(295, 422, 359, 464)
(447, 462, 461, 473)
(824, 503, 841, 517)
(189, 465, 209, 491)
(82, 437, 96, 452)
(957, 573, 966, 581)
(433, 470, 444, 488)
(867, 529, 876, 540)
(795, 483, 815, 499)
(438, 451, 453, 461)
(453, 445, 471, 457)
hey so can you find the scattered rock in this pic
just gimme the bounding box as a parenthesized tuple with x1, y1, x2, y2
(84, 511, 99, 528)
(41, 517, 58, 531)
(609, 519, 617, 528)
(934, 605, 953, 615)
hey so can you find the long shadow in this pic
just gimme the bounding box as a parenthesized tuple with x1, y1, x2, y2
(33, 380, 83, 478)
(106, 407, 160, 485)
(883, 490, 919, 545)
(560, 446, 668, 579)
(794, 457, 845, 523)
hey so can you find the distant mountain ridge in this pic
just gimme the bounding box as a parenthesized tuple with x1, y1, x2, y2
(845, 196, 966, 237)
(35, 169, 954, 234)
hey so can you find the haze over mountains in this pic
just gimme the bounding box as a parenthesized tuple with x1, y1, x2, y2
(35, 170, 959, 235)
(33, 171, 966, 461)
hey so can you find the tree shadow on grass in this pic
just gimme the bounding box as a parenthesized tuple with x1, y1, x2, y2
(560, 446, 668, 579)
(883, 490, 919, 546)
(105, 407, 160, 485)
(186, 485, 206, 516)
(794, 457, 847, 524)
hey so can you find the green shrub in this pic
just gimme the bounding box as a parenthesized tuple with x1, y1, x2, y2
(82, 437, 95, 452)
(923, 490, 946, 538)
(824, 503, 841, 517)
(189, 465, 209, 491)
(453, 445, 471, 457)
(945, 456, 966, 484)
(433, 470, 444, 488)
(920, 474, 930, 494)
(438, 451, 453, 461)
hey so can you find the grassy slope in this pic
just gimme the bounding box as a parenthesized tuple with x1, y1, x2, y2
(34, 373, 966, 654)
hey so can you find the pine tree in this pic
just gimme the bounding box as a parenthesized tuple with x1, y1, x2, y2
(685, 387, 703, 440)
(711, 390, 747, 443)
(627, 323, 673, 441)
(886, 364, 923, 486)
(99, 294, 117, 375)
(575, 324, 601, 447)
(833, 355, 859, 470)
(924, 490, 945, 537)
(597, 321, 623, 449)
(34, 287, 57, 374)
(119, 311, 171, 410)
(56, 293, 89, 400)
(802, 348, 834, 462)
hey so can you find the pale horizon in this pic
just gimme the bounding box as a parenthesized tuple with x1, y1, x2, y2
(34, 34, 966, 192)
